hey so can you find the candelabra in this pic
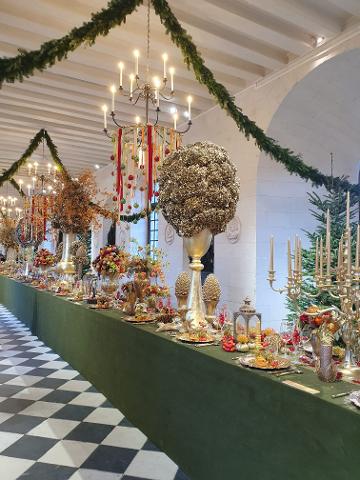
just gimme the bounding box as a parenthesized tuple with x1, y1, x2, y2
(268, 192, 360, 377)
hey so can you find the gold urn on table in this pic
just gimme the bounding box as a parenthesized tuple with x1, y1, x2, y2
(202, 274, 221, 323)
(57, 232, 76, 276)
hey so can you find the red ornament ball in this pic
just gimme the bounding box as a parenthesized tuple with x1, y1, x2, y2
(154, 155, 160, 162)
(154, 191, 159, 197)
(111, 171, 114, 176)
(127, 183, 132, 189)
(127, 205, 132, 210)
(165, 148, 170, 155)
(112, 196, 118, 202)
(140, 165, 145, 170)
(139, 186, 145, 192)
(128, 174, 134, 181)
(110, 155, 115, 161)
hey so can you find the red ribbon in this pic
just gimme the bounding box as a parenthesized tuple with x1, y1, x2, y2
(147, 125, 153, 202)
(43, 196, 47, 241)
(117, 128, 123, 212)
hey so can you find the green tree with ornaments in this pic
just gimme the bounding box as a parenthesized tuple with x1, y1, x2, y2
(286, 179, 358, 323)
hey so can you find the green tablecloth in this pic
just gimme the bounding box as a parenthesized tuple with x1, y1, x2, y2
(1, 275, 360, 480)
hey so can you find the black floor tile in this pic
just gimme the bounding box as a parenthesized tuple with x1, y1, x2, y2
(2, 434, 57, 460)
(18, 462, 76, 480)
(175, 469, 190, 480)
(0, 414, 44, 433)
(21, 359, 48, 368)
(65, 421, 113, 443)
(81, 444, 137, 473)
(35, 377, 68, 389)
(13, 352, 40, 358)
(0, 384, 26, 397)
(142, 440, 160, 452)
(0, 373, 17, 383)
(0, 398, 34, 414)
(52, 404, 95, 421)
(28, 368, 56, 377)
(120, 417, 134, 427)
(101, 399, 114, 408)
(41, 390, 79, 404)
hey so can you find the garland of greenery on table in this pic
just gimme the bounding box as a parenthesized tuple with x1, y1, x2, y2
(0, 0, 358, 196)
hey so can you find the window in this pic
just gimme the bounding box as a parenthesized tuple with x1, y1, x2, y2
(148, 204, 159, 252)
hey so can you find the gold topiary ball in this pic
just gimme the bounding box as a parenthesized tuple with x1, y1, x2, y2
(203, 274, 221, 303)
(175, 271, 191, 297)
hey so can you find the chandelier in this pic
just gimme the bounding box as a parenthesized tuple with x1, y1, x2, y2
(101, 0, 193, 219)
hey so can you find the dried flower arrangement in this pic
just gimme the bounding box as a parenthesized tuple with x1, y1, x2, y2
(51, 170, 99, 234)
(0, 217, 18, 250)
(158, 141, 240, 237)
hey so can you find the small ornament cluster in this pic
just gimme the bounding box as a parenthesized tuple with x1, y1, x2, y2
(33, 248, 55, 268)
(92, 245, 130, 276)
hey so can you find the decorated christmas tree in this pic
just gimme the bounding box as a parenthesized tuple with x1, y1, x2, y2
(287, 180, 358, 322)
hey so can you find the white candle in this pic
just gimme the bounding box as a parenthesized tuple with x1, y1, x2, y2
(162, 53, 168, 79)
(27, 163, 32, 176)
(47, 163, 52, 175)
(298, 238, 302, 273)
(294, 235, 299, 272)
(27, 185, 31, 197)
(356, 224, 360, 269)
(102, 105, 108, 129)
(169, 67, 174, 92)
(348, 229, 352, 275)
(133, 50, 139, 76)
(18, 179, 23, 192)
(287, 239, 292, 278)
(173, 113, 178, 130)
(346, 191, 350, 231)
(320, 236, 323, 277)
(110, 85, 116, 112)
(326, 209, 331, 276)
(187, 95, 192, 121)
(129, 74, 134, 99)
(118, 62, 124, 88)
(32, 177, 36, 189)
(315, 238, 319, 275)
(33, 162, 38, 175)
(338, 236, 343, 270)
(269, 236, 274, 272)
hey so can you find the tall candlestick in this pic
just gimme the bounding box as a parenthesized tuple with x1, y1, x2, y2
(338, 236, 343, 270)
(269, 236, 274, 272)
(129, 74, 134, 99)
(169, 67, 174, 92)
(326, 209, 331, 276)
(173, 113, 178, 130)
(315, 238, 319, 275)
(162, 53, 168, 79)
(356, 224, 360, 269)
(187, 95, 192, 121)
(133, 50, 139, 76)
(118, 62, 124, 88)
(320, 236, 323, 277)
(346, 191, 350, 231)
(287, 239, 292, 279)
(110, 85, 116, 112)
(348, 229, 352, 275)
(102, 105, 108, 129)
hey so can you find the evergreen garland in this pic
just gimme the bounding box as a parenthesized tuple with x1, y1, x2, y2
(0, 0, 358, 195)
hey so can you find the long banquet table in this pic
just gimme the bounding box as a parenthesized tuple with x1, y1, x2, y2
(1, 274, 360, 479)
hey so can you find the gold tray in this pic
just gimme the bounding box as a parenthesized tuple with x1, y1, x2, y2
(124, 316, 155, 324)
(177, 333, 215, 344)
(239, 355, 290, 371)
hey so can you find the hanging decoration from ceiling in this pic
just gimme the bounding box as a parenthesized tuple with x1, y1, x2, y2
(102, 0, 191, 220)
(0, 0, 358, 195)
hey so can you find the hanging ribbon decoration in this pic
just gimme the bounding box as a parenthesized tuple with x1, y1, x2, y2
(147, 124, 153, 203)
(117, 128, 123, 214)
(43, 196, 47, 241)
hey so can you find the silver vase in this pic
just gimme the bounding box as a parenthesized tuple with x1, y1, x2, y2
(316, 344, 337, 382)
(57, 232, 76, 275)
(183, 229, 212, 329)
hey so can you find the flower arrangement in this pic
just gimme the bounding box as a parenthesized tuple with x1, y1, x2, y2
(34, 248, 55, 268)
(92, 245, 130, 277)
(51, 170, 99, 234)
(158, 141, 240, 237)
(300, 305, 339, 333)
(0, 217, 18, 250)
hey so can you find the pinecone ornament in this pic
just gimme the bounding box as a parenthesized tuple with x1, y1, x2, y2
(175, 271, 191, 308)
(202, 274, 221, 317)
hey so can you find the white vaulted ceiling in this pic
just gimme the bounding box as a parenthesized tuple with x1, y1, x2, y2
(0, 0, 359, 177)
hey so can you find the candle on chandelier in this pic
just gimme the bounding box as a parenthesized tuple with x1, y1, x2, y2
(294, 235, 299, 272)
(269, 235, 274, 272)
(347, 228, 352, 275)
(33, 162, 38, 175)
(47, 163, 52, 175)
(173, 112, 178, 130)
(129, 74, 135, 99)
(118, 62, 124, 88)
(18, 179, 24, 192)
(169, 67, 175, 92)
(102, 104, 108, 129)
(346, 191, 350, 231)
(27, 184, 31, 197)
(338, 236, 343, 270)
(32, 177, 36, 189)
(133, 50, 139, 76)
(326, 209, 331, 276)
(287, 239, 292, 279)
(187, 96, 192, 121)
(27, 163, 32, 176)
(153, 77, 161, 108)
(162, 53, 168, 79)
(110, 85, 116, 112)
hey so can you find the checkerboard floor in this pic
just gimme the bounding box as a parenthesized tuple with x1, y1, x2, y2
(0, 306, 189, 480)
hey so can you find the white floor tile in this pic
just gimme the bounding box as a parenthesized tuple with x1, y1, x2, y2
(5, 375, 43, 386)
(102, 426, 147, 450)
(28, 418, 80, 439)
(69, 468, 122, 479)
(84, 408, 124, 426)
(0, 455, 34, 480)
(125, 451, 178, 480)
(0, 350, 22, 358)
(0, 357, 29, 366)
(39, 440, 97, 468)
(1, 366, 35, 375)
(22, 340, 44, 347)
(12, 387, 53, 401)
(33, 353, 60, 361)
(28, 346, 51, 353)
(41, 361, 68, 370)
(0, 412, 14, 425)
(58, 380, 92, 392)
(70, 392, 106, 407)
(0, 432, 22, 453)
(20, 401, 65, 418)
(48, 369, 79, 380)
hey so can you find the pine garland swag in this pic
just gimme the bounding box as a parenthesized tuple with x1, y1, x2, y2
(0, 0, 359, 196)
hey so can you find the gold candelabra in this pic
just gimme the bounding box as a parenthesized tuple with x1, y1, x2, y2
(268, 192, 360, 376)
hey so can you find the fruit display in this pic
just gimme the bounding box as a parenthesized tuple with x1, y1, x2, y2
(33, 248, 55, 268)
(177, 329, 214, 344)
(92, 245, 129, 276)
(222, 334, 236, 352)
